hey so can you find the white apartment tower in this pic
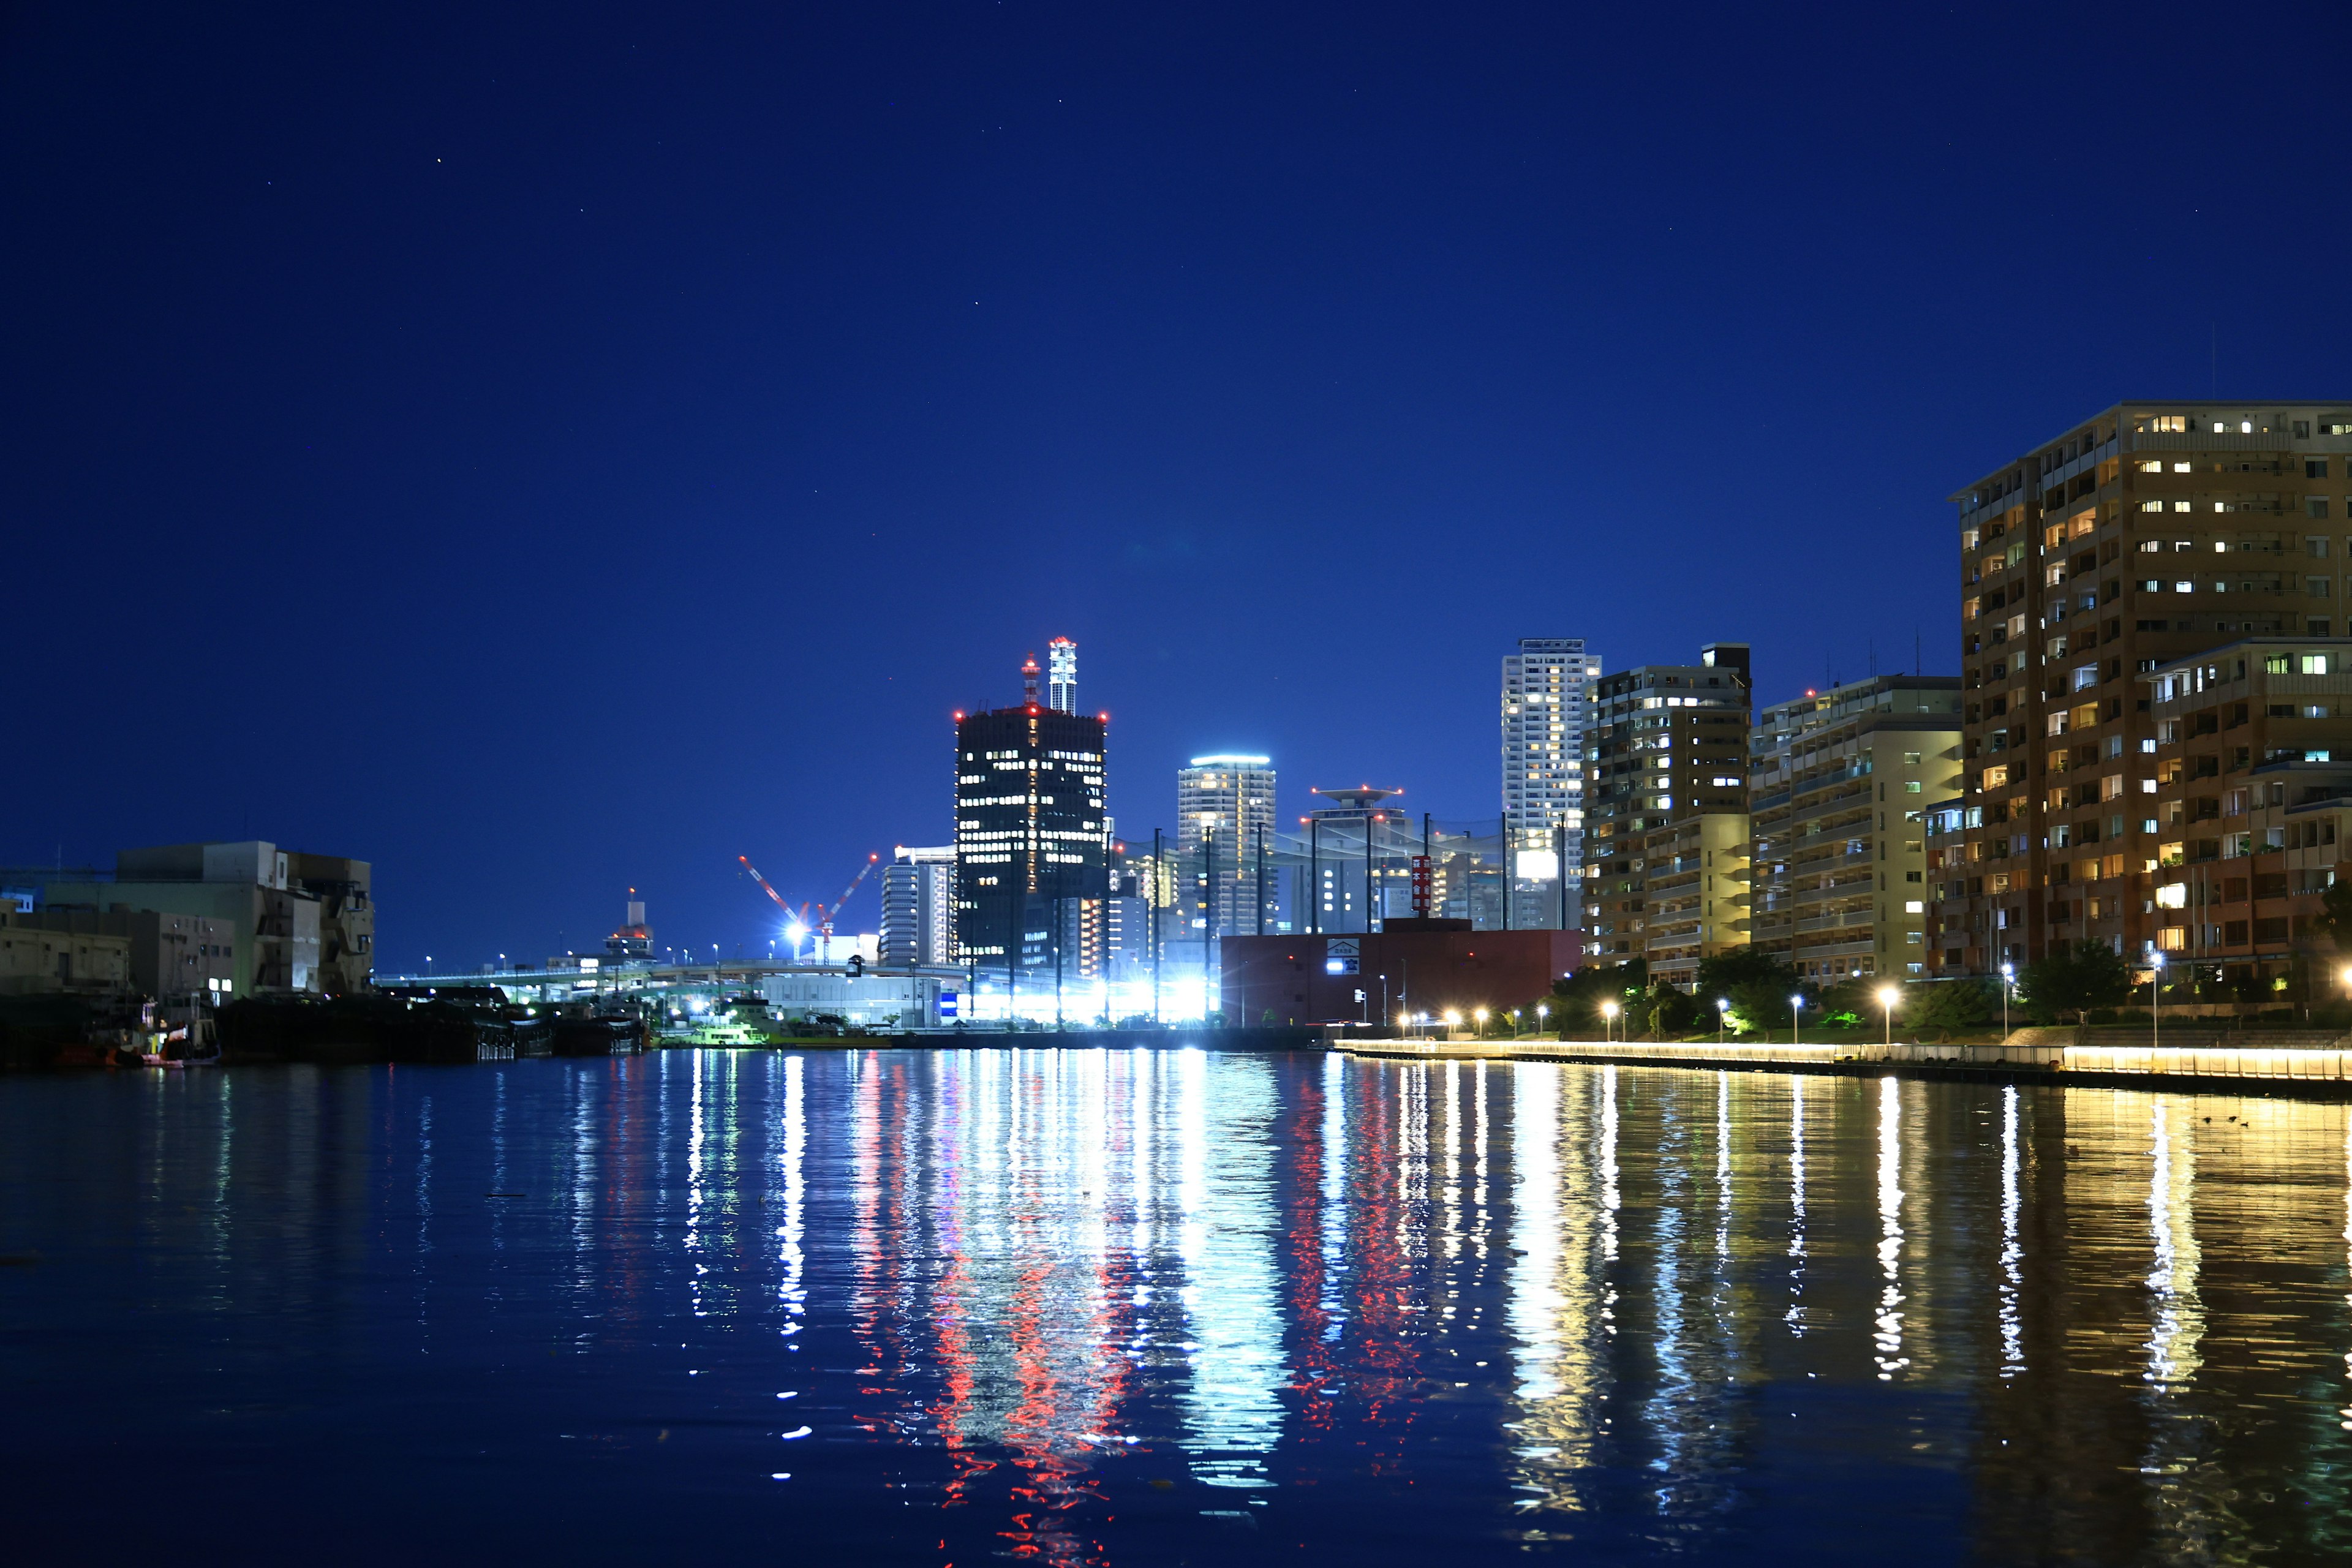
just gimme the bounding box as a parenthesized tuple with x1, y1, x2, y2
(880, 845, 956, 967)
(1502, 637, 1601, 908)
(1177, 755, 1278, 939)
(1047, 637, 1078, 714)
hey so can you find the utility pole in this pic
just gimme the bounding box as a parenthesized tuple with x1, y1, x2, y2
(1256, 824, 1266, 937)
(1204, 827, 1216, 1019)
(1152, 827, 1164, 1026)
(1309, 818, 1321, 934)
(1555, 823, 1568, 930)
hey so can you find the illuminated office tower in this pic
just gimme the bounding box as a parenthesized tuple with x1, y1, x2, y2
(1178, 755, 1278, 940)
(953, 650, 1110, 979)
(1047, 636, 1078, 714)
(1502, 637, 1601, 925)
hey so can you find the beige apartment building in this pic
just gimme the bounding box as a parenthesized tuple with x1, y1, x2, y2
(1749, 675, 1962, 982)
(1581, 643, 1752, 986)
(1930, 401, 2352, 974)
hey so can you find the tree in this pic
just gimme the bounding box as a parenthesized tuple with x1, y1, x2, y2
(1693, 948, 1806, 1035)
(1551, 959, 1647, 1035)
(1644, 985, 1702, 1039)
(2018, 941, 2134, 1025)
(1907, 977, 1996, 1036)
(2318, 877, 2352, 952)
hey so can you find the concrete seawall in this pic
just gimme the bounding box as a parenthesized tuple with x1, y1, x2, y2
(1338, 1031, 2352, 1096)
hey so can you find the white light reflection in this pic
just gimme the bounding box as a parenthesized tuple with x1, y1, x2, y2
(1785, 1076, 1806, 1333)
(1174, 1050, 1285, 1489)
(1998, 1085, 2023, 1376)
(1506, 1063, 1610, 1518)
(1872, 1077, 1907, 1380)
(775, 1055, 805, 1346)
(2144, 1101, 2203, 1390)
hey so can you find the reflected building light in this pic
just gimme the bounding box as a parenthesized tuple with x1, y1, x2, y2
(1175, 1050, 1286, 1490)
(1600, 1066, 1620, 1264)
(1872, 1076, 1907, 1380)
(1506, 1063, 1608, 1523)
(1319, 1053, 1348, 1332)
(2145, 1101, 2204, 1390)
(777, 1054, 805, 1344)
(1786, 1076, 1807, 1333)
(1998, 1085, 2023, 1376)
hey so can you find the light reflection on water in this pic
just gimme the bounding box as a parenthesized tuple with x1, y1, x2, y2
(8, 1050, 2352, 1563)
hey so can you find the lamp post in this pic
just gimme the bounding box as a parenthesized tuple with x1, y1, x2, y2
(1444, 1008, 1463, 1039)
(1999, 961, 2013, 1036)
(1474, 1006, 1490, 1039)
(1789, 993, 1803, 1046)
(1601, 999, 1619, 1042)
(1536, 1003, 1549, 1039)
(1509, 1008, 1521, 1039)
(1877, 985, 1899, 1048)
(1716, 997, 1729, 1045)
(2150, 950, 2165, 1050)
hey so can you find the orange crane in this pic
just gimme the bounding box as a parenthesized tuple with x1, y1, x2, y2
(738, 852, 881, 963)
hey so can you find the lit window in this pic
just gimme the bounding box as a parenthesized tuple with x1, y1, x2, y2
(1904, 900, 1924, 914)
(2136, 460, 2163, 474)
(2173, 461, 2190, 473)
(2304, 654, 2331, 674)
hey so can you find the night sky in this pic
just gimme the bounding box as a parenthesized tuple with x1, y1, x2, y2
(7, 3, 2348, 971)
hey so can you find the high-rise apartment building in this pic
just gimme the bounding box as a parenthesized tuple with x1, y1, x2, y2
(1502, 637, 1601, 926)
(1177, 755, 1278, 941)
(1749, 675, 1962, 984)
(2135, 637, 2352, 978)
(880, 845, 956, 967)
(1934, 402, 2352, 973)
(1582, 644, 1752, 986)
(953, 654, 1110, 978)
(1047, 636, 1078, 714)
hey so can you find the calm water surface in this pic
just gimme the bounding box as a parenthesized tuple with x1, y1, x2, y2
(6, 1049, 2351, 1564)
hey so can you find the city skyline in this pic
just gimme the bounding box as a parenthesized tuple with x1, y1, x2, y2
(10, 6, 2351, 972)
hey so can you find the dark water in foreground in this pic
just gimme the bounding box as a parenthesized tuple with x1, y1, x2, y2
(6, 1050, 2351, 1565)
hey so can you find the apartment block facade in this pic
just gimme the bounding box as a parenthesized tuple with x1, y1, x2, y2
(1934, 402, 2352, 974)
(1177, 755, 1277, 939)
(2136, 638, 2352, 980)
(1501, 637, 1602, 925)
(1582, 643, 1752, 986)
(1749, 675, 1962, 982)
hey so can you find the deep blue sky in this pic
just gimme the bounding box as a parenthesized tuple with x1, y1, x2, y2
(7, 2, 2349, 970)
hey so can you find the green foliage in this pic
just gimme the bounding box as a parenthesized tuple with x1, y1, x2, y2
(1906, 977, 1997, 1035)
(2320, 878, 2352, 952)
(1551, 959, 1648, 1033)
(2018, 941, 2135, 1025)
(1644, 985, 1702, 1039)
(1688, 948, 1806, 1033)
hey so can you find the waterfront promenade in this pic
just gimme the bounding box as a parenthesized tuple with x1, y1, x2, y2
(1338, 1027, 2352, 1093)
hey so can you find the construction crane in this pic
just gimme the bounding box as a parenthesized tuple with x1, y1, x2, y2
(737, 851, 881, 963)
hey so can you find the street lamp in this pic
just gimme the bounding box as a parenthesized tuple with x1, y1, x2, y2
(2150, 949, 2165, 1050)
(1536, 1003, 1550, 1039)
(1998, 961, 2013, 1036)
(1444, 1009, 1463, 1038)
(1716, 996, 1730, 1045)
(1877, 984, 1899, 1047)
(1601, 999, 1619, 1041)
(1789, 992, 1804, 1046)
(1474, 1006, 1490, 1039)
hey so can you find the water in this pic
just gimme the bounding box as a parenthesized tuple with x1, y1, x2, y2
(6, 1050, 2351, 1564)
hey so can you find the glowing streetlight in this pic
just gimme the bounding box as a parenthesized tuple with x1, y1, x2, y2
(1474, 1006, 1490, 1039)
(2150, 949, 2165, 1050)
(1601, 998, 1620, 1042)
(1877, 984, 1899, 1047)
(1998, 961, 2014, 1036)
(1789, 992, 1804, 1046)
(1715, 996, 1729, 1045)
(1444, 1009, 1463, 1038)
(1536, 1002, 1550, 1039)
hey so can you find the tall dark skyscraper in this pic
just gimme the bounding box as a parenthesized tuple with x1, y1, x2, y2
(954, 650, 1110, 982)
